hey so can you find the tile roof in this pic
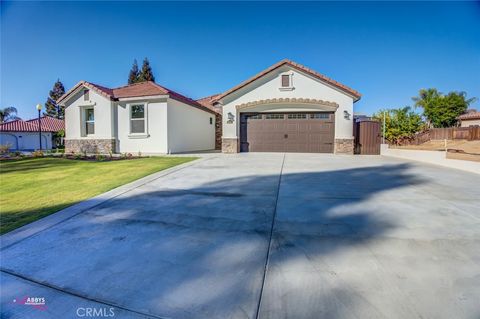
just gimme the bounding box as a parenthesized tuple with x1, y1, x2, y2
(458, 112, 480, 120)
(213, 59, 361, 102)
(57, 81, 216, 115)
(0, 116, 64, 132)
(196, 94, 222, 113)
(0, 120, 39, 132)
(26, 116, 65, 132)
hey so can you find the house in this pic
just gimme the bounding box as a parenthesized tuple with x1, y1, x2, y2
(57, 81, 217, 154)
(458, 111, 480, 127)
(60, 59, 361, 154)
(0, 116, 65, 151)
(203, 59, 361, 153)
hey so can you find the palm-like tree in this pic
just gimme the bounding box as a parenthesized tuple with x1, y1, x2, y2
(0, 107, 21, 123)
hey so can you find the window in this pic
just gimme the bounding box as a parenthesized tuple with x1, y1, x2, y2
(85, 108, 94, 135)
(265, 114, 284, 119)
(210, 117, 213, 125)
(130, 104, 145, 134)
(84, 89, 89, 101)
(248, 114, 263, 120)
(310, 113, 330, 119)
(281, 75, 290, 87)
(288, 113, 307, 119)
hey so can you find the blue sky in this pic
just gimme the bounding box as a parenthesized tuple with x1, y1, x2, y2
(1, 1, 479, 120)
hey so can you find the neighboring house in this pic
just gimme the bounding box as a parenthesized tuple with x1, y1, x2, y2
(0, 116, 64, 151)
(458, 111, 480, 127)
(60, 59, 361, 154)
(57, 81, 217, 154)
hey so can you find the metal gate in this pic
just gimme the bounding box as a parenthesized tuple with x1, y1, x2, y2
(354, 120, 381, 155)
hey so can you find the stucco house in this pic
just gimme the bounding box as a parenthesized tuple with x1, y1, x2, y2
(0, 116, 64, 151)
(58, 81, 217, 154)
(60, 59, 361, 154)
(457, 111, 480, 127)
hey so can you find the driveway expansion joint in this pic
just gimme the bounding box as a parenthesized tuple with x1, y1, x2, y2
(254, 153, 285, 319)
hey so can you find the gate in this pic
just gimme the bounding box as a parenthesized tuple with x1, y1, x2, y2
(354, 120, 381, 155)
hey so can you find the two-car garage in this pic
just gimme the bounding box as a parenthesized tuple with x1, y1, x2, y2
(239, 112, 335, 153)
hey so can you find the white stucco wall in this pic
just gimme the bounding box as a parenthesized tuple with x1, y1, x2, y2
(64, 89, 114, 140)
(381, 144, 480, 174)
(115, 99, 168, 154)
(0, 132, 52, 150)
(460, 119, 480, 127)
(167, 98, 216, 153)
(220, 66, 356, 139)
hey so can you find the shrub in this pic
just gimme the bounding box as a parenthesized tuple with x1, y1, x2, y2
(0, 144, 11, 155)
(32, 150, 44, 157)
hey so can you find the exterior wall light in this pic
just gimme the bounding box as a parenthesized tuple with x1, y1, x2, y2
(227, 112, 235, 123)
(343, 110, 351, 120)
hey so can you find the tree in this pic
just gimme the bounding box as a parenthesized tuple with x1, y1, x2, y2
(0, 107, 20, 123)
(138, 57, 155, 82)
(373, 106, 425, 144)
(44, 79, 66, 119)
(128, 59, 140, 84)
(412, 88, 476, 128)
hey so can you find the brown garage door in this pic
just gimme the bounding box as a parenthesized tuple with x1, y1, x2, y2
(240, 112, 335, 153)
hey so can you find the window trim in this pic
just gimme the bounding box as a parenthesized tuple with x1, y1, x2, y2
(279, 72, 294, 91)
(127, 102, 149, 138)
(84, 107, 95, 136)
(83, 89, 90, 101)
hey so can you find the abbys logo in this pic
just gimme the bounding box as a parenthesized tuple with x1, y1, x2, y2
(12, 296, 47, 311)
(76, 307, 115, 317)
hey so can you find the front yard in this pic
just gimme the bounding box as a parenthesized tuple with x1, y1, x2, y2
(0, 156, 196, 234)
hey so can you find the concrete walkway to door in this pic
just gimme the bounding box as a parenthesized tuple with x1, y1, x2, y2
(1, 153, 479, 319)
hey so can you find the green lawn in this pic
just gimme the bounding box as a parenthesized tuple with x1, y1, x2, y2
(0, 156, 196, 234)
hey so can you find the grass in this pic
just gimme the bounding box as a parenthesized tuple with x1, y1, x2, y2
(0, 156, 196, 234)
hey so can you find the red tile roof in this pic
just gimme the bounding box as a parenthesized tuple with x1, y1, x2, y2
(57, 81, 216, 115)
(0, 120, 39, 132)
(458, 112, 480, 120)
(26, 116, 65, 132)
(213, 59, 361, 102)
(196, 94, 222, 113)
(0, 116, 64, 132)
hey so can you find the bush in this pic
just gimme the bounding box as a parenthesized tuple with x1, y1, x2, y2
(32, 150, 44, 157)
(0, 144, 11, 155)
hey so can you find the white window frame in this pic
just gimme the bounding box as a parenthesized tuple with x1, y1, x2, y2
(279, 72, 294, 91)
(128, 102, 149, 138)
(84, 107, 95, 136)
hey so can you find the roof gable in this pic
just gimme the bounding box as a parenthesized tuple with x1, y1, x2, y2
(214, 59, 361, 103)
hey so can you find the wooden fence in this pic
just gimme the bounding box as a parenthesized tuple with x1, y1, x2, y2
(403, 126, 480, 145)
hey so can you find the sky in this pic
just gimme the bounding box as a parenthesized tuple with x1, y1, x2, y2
(1, 1, 479, 120)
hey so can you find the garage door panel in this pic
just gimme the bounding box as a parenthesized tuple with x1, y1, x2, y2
(241, 112, 335, 153)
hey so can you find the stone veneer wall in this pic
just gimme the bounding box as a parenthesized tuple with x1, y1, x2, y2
(334, 138, 354, 154)
(215, 114, 222, 150)
(222, 138, 239, 153)
(65, 139, 116, 154)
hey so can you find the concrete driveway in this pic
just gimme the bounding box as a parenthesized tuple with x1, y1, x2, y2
(1, 153, 479, 319)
